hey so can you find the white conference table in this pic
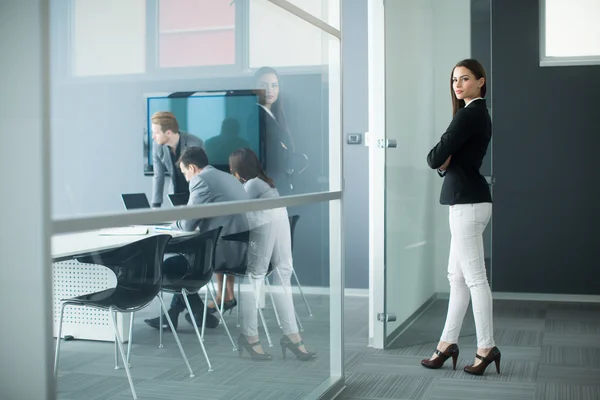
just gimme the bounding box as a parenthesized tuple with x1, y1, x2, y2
(51, 226, 191, 342)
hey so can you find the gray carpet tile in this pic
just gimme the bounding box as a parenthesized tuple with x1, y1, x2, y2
(537, 365, 600, 385)
(540, 345, 600, 368)
(543, 332, 600, 348)
(545, 308, 600, 322)
(442, 359, 539, 383)
(461, 328, 544, 347)
(424, 379, 536, 400)
(340, 372, 435, 400)
(534, 383, 600, 400)
(494, 316, 547, 331)
(545, 319, 600, 334)
(57, 373, 144, 400)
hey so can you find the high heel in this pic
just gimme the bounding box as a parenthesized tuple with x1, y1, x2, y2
(280, 336, 317, 361)
(464, 347, 501, 375)
(208, 298, 237, 314)
(420, 344, 460, 370)
(237, 334, 272, 361)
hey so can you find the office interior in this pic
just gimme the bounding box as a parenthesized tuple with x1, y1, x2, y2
(1, 0, 599, 399)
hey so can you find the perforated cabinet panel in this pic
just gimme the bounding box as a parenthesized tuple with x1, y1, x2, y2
(52, 261, 130, 342)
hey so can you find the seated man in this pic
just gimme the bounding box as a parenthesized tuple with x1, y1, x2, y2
(145, 146, 249, 331)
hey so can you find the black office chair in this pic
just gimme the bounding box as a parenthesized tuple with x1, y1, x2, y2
(128, 227, 236, 372)
(53, 234, 194, 400)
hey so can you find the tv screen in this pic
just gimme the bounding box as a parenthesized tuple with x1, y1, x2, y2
(144, 90, 262, 175)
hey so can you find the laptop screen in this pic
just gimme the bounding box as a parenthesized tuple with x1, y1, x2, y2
(121, 193, 151, 210)
(168, 193, 189, 207)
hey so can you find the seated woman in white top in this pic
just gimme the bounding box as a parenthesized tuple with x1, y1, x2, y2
(229, 148, 316, 361)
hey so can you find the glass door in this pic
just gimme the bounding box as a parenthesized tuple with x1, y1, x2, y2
(381, 0, 484, 348)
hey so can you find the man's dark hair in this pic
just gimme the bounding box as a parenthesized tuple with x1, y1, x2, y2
(178, 146, 209, 169)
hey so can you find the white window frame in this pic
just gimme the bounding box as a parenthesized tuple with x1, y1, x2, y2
(65, 0, 341, 82)
(539, 0, 600, 67)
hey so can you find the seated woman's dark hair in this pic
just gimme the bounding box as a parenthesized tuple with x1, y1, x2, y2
(229, 148, 275, 188)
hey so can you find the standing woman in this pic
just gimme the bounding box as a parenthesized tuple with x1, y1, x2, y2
(423, 59, 500, 376)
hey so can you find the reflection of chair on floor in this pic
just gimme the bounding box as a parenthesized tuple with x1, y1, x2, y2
(54, 235, 193, 400)
(129, 227, 237, 373)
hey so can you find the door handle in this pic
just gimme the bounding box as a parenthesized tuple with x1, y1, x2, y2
(377, 139, 397, 148)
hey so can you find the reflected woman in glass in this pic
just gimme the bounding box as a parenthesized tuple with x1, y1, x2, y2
(250, 67, 307, 195)
(229, 148, 316, 361)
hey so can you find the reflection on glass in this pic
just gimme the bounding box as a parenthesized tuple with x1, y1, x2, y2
(51, 0, 339, 397)
(251, 67, 308, 195)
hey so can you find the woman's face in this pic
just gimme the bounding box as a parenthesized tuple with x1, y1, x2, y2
(452, 66, 484, 102)
(256, 73, 280, 106)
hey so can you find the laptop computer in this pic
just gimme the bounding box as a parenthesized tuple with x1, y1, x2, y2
(121, 193, 170, 226)
(168, 193, 189, 207)
(121, 193, 151, 210)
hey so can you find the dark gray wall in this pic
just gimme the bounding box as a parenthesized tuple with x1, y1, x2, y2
(491, 0, 600, 294)
(342, 0, 370, 289)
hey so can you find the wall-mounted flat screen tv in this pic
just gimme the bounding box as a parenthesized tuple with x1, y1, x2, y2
(143, 90, 262, 175)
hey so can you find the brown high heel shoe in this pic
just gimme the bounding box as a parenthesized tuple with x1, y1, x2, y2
(464, 347, 501, 375)
(421, 344, 460, 370)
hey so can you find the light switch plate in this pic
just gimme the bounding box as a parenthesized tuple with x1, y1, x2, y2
(347, 133, 362, 144)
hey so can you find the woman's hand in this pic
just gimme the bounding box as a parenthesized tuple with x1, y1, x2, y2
(439, 155, 452, 171)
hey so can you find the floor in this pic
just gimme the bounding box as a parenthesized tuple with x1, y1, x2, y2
(339, 298, 600, 400)
(55, 295, 600, 400)
(55, 293, 333, 400)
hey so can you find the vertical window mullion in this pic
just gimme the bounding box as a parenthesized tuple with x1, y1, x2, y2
(146, 0, 159, 75)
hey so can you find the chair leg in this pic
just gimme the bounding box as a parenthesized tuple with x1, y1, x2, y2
(126, 312, 134, 367)
(54, 302, 68, 377)
(201, 290, 207, 340)
(249, 278, 273, 347)
(158, 292, 164, 348)
(114, 311, 120, 370)
(201, 290, 208, 341)
(180, 290, 212, 372)
(206, 285, 237, 351)
(236, 280, 241, 328)
(292, 267, 313, 316)
(220, 274, 227, 312)
(109, 307, 137, 400)
(265, 277, 282, 329)
(274, 268, 304, 332)
(158, 294, 195, 377)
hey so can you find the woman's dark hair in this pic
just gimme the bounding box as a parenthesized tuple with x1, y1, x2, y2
(451, 59, 487, 117)
(178, 146, 209, 169)
(229, 148, 275, 188)
(254, 66, 295, 151)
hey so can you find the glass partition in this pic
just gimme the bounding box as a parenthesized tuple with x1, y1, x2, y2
(51, 201, 336, 400)
(47, 0, 343, 399)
